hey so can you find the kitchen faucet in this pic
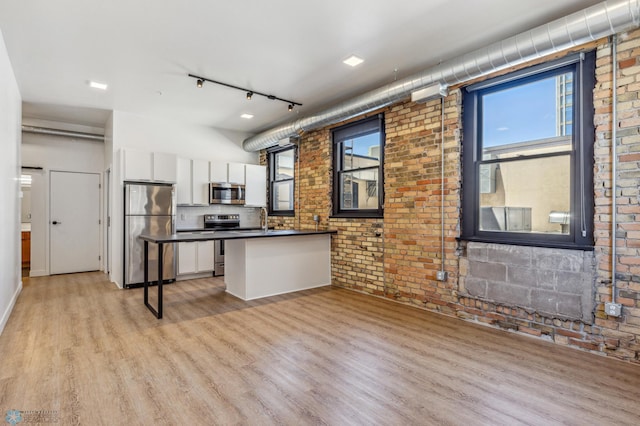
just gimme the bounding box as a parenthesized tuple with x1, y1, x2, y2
(261, 207, 268, 232)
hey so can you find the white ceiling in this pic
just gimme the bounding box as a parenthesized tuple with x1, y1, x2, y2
(0, 0, 602, 134)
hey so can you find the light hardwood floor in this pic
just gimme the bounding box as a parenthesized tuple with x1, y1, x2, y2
(1, 272, 639, 425)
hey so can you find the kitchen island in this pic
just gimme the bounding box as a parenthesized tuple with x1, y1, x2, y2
(138, 229, 336, 318)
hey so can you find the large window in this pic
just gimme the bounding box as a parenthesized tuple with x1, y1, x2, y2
(332, 115, 385, 217)
(461, 52, 594, 249)
(268, 145, 295, 216)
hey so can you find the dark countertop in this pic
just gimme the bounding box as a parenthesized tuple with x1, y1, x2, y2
(176, 227, 264, 233)
(140, 229, 337, 244)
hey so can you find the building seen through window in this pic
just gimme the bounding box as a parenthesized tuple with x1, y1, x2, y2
(462, 52, 594, 248)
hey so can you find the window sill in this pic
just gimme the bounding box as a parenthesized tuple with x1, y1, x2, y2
(457, 235, 594, 251)
(331, 211, 383, 219)
(268, 211, 294, 217)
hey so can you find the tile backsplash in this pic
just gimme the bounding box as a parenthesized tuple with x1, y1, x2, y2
(176, 205, 261, 230)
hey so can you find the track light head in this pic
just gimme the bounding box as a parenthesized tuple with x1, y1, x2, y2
(288, 104, 294, 112)
(247, 91, 253, 100)
(196, 79, 204, 88)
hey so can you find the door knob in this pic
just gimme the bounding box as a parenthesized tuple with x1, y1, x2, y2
(52, 221, 62, 225)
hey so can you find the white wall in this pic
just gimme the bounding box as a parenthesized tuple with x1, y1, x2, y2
(109, 111, 257, 287)
(0, 28, 22, 335)
(21, 132, 105, 277)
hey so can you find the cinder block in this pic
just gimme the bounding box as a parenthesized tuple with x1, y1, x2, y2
(469, 260, 507, 282)
(557, 294, 584, 319)
(532, 247, 585, 272)
(556, 271, 591, 294)
(507, 265, 554, 288)
(464, 277, 487, 298)
(531, 288, 559, 314)
(487, 282, 530, 306)
(466, 242, 488, 261)
(487, 244, 532, 266)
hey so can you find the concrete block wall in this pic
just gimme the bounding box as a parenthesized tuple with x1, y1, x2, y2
(259, 29, 640, 363)
(460, 242, 595, 322)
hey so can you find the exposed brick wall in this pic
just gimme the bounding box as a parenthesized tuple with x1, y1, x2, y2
(383, 98, 461, 310)
(593, 29, 640, 360)
(258, 29, 640, 363)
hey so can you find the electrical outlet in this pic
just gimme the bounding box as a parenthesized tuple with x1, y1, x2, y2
(313, 215, 320, 223)
(605, 302, 622, 317)
(436, 271, 448, 281)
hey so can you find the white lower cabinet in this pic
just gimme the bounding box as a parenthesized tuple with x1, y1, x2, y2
(196, 241, 215, 271)
(178, 241, 214, 275)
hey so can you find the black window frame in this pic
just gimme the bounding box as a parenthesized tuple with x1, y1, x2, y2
(461, 52, 595, 250)
(268, 144, 296, 217)
(332, 114, 385, 218)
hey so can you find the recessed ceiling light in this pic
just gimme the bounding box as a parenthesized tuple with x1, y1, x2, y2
(241, 114, 254, 119)
(343, 55, 364, 67)
(89, 81, 108, 90)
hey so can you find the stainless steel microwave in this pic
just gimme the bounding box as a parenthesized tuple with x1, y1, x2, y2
(210, 182, 245, 205)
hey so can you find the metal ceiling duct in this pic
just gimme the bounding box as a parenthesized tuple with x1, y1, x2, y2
(243, 0, 640, 152)
(22, 125, 104, 141)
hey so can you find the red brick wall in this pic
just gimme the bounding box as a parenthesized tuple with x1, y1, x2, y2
(259, 29, 640, 363)
(593, 29, 640, 360)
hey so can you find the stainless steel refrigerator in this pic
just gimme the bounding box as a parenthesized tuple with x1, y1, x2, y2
(124, 182, 176, 288)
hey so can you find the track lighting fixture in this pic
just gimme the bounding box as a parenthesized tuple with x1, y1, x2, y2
(188, 73, 302, 111)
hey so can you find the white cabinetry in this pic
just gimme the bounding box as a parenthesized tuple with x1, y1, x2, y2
(122, 149, 152, 181)
(244, 164, 267, 207)
(197, 241, 215, 271)
(178, 240, 214, 275)
(227, 162, 245, 184)
(122, 149, 176, 183)
(177, 242, 197, 274)
(209, 162, 227, 183)
(153, 152, 177, 183)
(192, 159, 210, 205)
(176, 158, 191, 205)
(176, 158, 209, 206)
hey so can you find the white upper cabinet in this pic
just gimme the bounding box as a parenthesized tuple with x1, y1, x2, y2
(152, 152, 177, 183)
(176, 158, 191, 205)
(122, 149, 153, 181)
(177, 158, 209, 206)
(122, 149, 176, 183)
(209, 162, 227, 183)
(192, 159, 210, 205)
(227, 162, 245, 185)
(244, 164, 267, 207)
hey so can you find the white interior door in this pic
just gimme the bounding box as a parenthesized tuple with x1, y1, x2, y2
(50, 171, 101, 274)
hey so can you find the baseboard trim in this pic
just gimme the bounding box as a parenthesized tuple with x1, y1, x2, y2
(29, 269, 47, 277)
(0, 280, 23, 336)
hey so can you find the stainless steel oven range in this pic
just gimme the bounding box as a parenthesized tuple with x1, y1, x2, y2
(204, 214, 241, 276)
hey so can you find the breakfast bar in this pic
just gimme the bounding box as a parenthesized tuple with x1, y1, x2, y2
(139, 229, 336, 318)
